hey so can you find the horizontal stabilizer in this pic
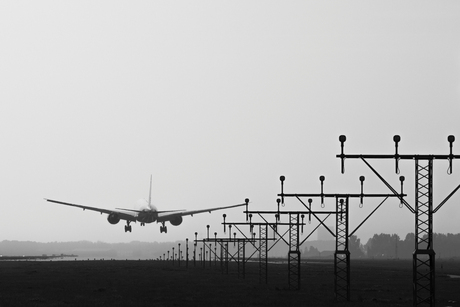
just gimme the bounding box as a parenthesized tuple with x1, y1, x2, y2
(115, 207, 185, 213)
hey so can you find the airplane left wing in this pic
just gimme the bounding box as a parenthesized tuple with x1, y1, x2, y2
(44, 198, 137, 221)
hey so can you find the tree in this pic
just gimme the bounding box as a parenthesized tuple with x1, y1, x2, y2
(349, 235, 364, 258)
(305, 246, 321, 258)
(365, 233, 400, 259)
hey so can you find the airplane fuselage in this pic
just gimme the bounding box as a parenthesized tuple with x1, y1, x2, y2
(133, 199, 158, 223)
(135, 210, 158, 224)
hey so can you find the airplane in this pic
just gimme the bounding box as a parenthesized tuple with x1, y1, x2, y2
(45, 176, 248, 233)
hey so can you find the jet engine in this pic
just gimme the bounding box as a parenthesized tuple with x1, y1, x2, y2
(169, 216, 183, 226)
(107, 213, 120, 224)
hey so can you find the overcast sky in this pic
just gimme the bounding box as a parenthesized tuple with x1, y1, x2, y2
(1, 1, 459, 245)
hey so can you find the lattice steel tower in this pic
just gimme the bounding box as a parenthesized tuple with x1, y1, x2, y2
(335, 198, 350, 301)
(288, 213, 301, 290)
(338, 135, 460, 307)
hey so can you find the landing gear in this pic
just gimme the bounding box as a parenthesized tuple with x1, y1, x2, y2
(160, 222, 167, 233)
(124, 221, 132, 232)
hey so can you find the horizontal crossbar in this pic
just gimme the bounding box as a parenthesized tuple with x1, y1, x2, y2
(337, 154, 460, 160)
(278, 193, 404, 198)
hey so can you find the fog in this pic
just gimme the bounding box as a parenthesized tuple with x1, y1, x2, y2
(1, 1, 459, 244)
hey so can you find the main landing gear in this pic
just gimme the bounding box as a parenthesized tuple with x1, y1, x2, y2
(160, 222, 167, 233)
(124, 221, 132, 232)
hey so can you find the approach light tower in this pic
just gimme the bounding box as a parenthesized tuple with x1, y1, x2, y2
(278, 174, 405, 301)
(337, 135, 460, 307)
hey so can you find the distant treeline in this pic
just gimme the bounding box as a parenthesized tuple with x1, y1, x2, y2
(364, 233, 460, 259)
(304, 233, 460, 259)
(4, 233, 460, 260)
(0, 240, 182, 259)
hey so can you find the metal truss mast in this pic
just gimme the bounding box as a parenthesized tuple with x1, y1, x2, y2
(337, 135, 460, 307)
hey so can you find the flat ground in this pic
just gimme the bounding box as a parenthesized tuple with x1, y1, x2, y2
(0, 259, 459, 306)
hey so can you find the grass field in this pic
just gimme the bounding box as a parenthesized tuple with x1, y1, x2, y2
(0, 259, 459, 306)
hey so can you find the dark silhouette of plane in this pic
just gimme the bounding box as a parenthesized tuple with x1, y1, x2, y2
(45, 176, 246, 233)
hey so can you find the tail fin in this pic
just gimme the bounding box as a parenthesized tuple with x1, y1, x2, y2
(148, 175, 153, 209)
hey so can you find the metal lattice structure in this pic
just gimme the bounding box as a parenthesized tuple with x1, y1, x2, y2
(335, 198, 350, 301)
(237, 239, 246, 278)
(222, 212, 291, 285)
(413, 159, 435, 305)
(278, 175, 403, 300)
(224, 242, 229, 274)
(288, 213, 300, 290)
(220, 240, 225, 272)
(259, 224, 268, 284)
(337, 135, 460, 307)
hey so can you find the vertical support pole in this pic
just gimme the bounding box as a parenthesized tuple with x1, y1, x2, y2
(225, 242, 229, 275)
(186, 239, 189, 268)
(214, 243, 217, 266)
(259, 224, 268, 284)
(413, 159, 435, 306)
(242, 240, 246, 278)
(194, 232, 197, 267)
(202, 240, 206, 269)
(220, 240, 224, 273)
(335, 197, 350, 301)
(237, 239, 246, 279)
(208, 243, 212, 266)
(288, 213, 301, 290)
(178, 244, 181, 267)
(214, 232, 218, 267)
(207, 225, 211, 267)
